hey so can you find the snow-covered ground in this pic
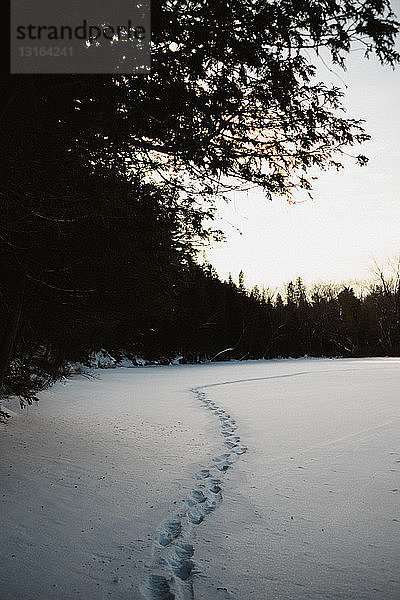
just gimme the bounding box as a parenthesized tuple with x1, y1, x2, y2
(1, 358, 399, 600)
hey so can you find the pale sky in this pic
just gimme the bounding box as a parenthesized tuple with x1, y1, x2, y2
(205, 8, 400, 291)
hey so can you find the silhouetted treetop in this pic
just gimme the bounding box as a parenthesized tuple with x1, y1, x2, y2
(152, 0, 399, 67)
(4, 0, 397, 203)
(140, 0, 399, 198)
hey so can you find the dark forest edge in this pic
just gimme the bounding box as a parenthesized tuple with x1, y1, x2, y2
(74, 262, 400, 368)
(2, 257, 400, 421)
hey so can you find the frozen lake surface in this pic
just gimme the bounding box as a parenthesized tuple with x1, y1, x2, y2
(1, 358, 399, 599)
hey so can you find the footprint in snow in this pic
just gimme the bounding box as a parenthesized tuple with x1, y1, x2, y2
(173, 542, 194, 560)
(187, 499, 218, 524)
(216, 587, 234, 599)
(187, 508, 204, 525)
(213, 453, 231, 462)
(215, 461, 231, 472)
(221, 421, 236, 428)
(203, 499, 218, 514)
(167, 555, 194, 581)
(206, 479, 222, 494)
(187, 489, 207, 505)
(195, 468, 210, 480)
(224, 440, 238, 449)
(234, 447, 247, 455)
(158, 520, 182, 547)
(221, 426, 236, 433)
(143, 574, 175, 600)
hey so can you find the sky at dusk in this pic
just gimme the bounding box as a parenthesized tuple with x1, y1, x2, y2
(206, 5, 400, 291)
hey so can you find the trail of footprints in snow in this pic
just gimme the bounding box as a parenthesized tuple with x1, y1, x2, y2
(142, 388, 247, 600)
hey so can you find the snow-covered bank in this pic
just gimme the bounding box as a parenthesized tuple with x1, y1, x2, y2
(1, 358, 399, 599)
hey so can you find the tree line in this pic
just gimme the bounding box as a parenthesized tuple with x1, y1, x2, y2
(154, 267, 400, 363)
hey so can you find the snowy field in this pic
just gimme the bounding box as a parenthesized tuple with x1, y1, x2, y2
(1, 358, 399, 600)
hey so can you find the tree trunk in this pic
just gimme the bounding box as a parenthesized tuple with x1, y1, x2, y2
(0, 269, 27, 393)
